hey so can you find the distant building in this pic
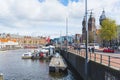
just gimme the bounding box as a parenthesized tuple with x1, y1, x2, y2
(19, 36, 46, 47)
(60, 36, 73, 45)
(99, 10, 106, 25)
(0, 38, 18, 49)
(74, 34, 81, 43)
(82, 16, 86, 43)
(53, 36, 73, 46)
(0, 33, 47, 48)
(82, 11, 96, 43)
(93, 10, 107, 44)
(98, 10, 107, 43)
(88, 12, 96, 32)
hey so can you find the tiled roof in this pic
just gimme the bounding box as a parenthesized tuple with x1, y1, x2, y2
(0, 39, 16, 42)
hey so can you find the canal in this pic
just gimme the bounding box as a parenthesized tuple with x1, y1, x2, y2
(0, 49, 79, 80)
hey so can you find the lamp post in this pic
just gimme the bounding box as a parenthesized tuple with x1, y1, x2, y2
(66, 17, 68, 52)
(60, 31, 62, 50)
(85, 0, 88, 80)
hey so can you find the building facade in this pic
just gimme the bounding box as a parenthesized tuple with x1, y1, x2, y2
(82, 12, 96, 43)
(74, 34, 81, 43)
(0, 33, 47, 48)
(82, 16, 86, 43)
(88, 12, 96, 32)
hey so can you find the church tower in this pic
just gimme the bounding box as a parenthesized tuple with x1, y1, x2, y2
(88, 11, 96, 43)
(99, 10, 106, 25)
(88, 11, 96, 32)
(82, 16, 86, 42)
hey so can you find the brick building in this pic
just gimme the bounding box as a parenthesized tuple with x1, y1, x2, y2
(0, 33, 47, 48)
(82, 12, 96, 43)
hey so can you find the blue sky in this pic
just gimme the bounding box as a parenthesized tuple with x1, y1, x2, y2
(39, 0, 79, 5)
(59, 0, 79, 6)
(0, 0, 120, 38)
(59, 0, 69, 6)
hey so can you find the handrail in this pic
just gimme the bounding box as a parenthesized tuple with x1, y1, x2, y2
(67, 48, 120, 70)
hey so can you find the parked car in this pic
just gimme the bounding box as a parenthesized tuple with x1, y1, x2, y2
(103, 48, 114, 53)
(88, 43, 100, 50)
(80, 43, 86, 49)
(118, 46, 120, 50)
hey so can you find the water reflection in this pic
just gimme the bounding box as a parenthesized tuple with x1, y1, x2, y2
(0, 49, 77, 80)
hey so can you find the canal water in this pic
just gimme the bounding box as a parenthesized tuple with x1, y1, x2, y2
(0, 49, 78, 80)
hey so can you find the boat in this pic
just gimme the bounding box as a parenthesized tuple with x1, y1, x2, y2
(40, 49, 49, 58)
(39, 45, 55, 58)
(21, 52, 33, 59)
(30, 45, 55, 59)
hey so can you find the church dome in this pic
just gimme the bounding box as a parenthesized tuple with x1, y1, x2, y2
(99, 10, 106, 25)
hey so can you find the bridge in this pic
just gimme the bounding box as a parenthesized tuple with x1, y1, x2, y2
(59, 48, 120, 80)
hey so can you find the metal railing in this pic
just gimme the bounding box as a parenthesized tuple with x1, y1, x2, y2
(68, 48, 120, 70)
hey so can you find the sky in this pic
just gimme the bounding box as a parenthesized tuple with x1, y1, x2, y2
(0, 0, 120, 39)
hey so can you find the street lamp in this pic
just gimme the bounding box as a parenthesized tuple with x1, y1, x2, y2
(60, 31, 62, 50)
(66, 17, 68, 52)
(85, 0, 89, 80)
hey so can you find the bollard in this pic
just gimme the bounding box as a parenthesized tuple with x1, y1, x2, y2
(100, 54, 102, 64)
(0, 73, 3, 80)
(108, 56, 110, 67)
(94, 53, 96, 62)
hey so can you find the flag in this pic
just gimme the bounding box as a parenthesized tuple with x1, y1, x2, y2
(46, 36, 50, 43)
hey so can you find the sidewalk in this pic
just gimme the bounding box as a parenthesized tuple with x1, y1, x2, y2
(68, 48, 120, 70)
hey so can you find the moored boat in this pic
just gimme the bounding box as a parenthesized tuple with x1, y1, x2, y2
(22, 52, 33, 59)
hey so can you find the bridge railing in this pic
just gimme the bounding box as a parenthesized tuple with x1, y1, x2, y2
(67, 48, 120, 70)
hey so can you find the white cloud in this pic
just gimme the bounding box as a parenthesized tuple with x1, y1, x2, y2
(87, 0, 120, 24)
(0, 0, 120, 38)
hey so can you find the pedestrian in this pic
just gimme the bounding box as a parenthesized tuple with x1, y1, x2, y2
(91, 46, 95, 53)
(89, 46, 91, 53)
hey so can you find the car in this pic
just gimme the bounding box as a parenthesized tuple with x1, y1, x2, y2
(89, 43, 100, 50)
(80, 43, 86, 49)
(103, 48, 114, 53)
(118, 46, 120, 50)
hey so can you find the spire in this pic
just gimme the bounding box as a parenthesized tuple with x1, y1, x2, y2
(88, 11, 96, 32)
(82, 16, 86, 42)
(90, 11, 93, 18)
(89, 10, 95, 20)
(83, 16, 85, 21)
(101, 9, 106, 19)
(82, 16, 86, 28)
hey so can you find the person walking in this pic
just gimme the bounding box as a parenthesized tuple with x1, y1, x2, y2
(89, 46, 91, 53)
(91, 46, 95, 53)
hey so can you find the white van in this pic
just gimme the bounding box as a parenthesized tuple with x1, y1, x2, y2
(89, 43, 100, 49)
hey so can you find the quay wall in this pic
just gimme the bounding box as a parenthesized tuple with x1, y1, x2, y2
(60, 50, 120, 80)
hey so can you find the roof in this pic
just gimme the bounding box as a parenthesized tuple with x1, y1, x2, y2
(0, 38, 17, 42)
